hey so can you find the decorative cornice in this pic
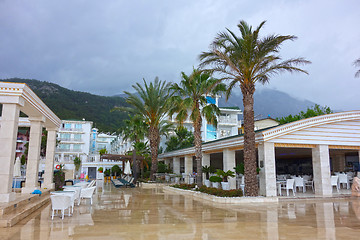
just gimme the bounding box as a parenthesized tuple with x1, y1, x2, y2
(0, 82, 61, 128)
(159, 111, 360, 159)
(261, 111, 360, 141)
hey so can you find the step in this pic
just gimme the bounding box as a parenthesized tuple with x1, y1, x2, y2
(0, 190, 51, 227)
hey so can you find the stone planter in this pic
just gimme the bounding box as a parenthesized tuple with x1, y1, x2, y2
(212, 182, 219, 188)
(204, 180, 211, 187)
(221, 182, 230, 190)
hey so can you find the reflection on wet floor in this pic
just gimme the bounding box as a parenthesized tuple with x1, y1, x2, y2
(1, 181, 360, 239)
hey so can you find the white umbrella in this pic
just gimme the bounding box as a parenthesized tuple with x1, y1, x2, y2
(124, 161, 132, 175)
(13, 157, 21, 177)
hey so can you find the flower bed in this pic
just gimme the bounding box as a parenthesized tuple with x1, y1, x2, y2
(170, 184, 243, 197)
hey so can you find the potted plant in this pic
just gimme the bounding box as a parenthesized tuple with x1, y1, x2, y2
(98, 167, 103, 173)
(73, 157, 81, 179)
(111, 165, 121, 179)
(202, 165, 215, 187)
(209, 175, 222, 188)
(216, 169, 235, 190)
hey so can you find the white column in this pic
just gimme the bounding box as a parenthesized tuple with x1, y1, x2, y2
(43, 128, 57, 189)
(22, 117, 44, 193)
(223, 149, 236, 189)
(184, 155, 193, 184)
(312, 145, 332, 196)
(0, 103, 20, 202)
(202, 153, 210, 182)
(173, 157, 180, 174)
(258, 142, 277, 197)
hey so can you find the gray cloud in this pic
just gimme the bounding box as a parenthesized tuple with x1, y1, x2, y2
(0, 0, 359, 110)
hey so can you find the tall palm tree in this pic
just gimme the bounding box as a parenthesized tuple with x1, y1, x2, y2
(199, 20, 310, 196)
(116, 77, 173, 180)
(170, 69, 226, 186)
(119, 114, 147, 181)
(354, 58, 360, 78)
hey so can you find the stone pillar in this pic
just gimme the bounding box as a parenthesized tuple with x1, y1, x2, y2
(0, 103, 20, 202)
(223, 149, 236, 189)
(43, 128, 57, 189)
(312, 145, 332, 196)
(173, 157, 180, 174)
(258, 142, 277, 197)
(22, 117, 44, 193)
(202, 153, 210, 182)
(184, 155, 193, 184)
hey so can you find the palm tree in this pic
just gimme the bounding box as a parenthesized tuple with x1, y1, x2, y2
(354, 58, 360, 78)
(170, 69, 226, 186)
(116, 77, 173, 180)
(199, 20, 310, 196)
(119, 114, 147, 181)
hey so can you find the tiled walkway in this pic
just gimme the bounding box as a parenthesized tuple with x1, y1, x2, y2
(1, 181, 360, 239)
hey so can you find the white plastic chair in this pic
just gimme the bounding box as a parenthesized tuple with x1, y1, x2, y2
(87, 180, 96, 188)
(80, 186, 96, 205)
(50, 195, 72, 219)
(281, 179, 295, 196)
(294, 177, 305, 193)
(338, 173, 349, 189)
(331, 175, 339, 193)
(63, 187, 81, 206)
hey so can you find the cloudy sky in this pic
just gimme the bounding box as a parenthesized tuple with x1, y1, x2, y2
(0, 0, 359, 110)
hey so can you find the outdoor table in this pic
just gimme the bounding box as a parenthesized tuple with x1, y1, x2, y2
(51, 191, 76, 214)
(277, 180, 286, 196)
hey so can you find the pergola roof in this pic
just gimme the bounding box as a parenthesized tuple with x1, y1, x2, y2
(100, 154, 144, 162)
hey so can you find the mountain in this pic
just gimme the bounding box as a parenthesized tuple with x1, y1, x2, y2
(218, 88, 317, 120)
(0, 78, 129, 133)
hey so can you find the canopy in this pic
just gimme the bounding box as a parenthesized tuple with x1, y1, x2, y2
(124, 161, 132, 175)
(13, 156, 21, 177)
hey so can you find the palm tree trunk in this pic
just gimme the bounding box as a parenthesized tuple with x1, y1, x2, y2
(194, 116, 203, 186)
(242, 85, 258, 196)
(149, 125, 159, 181)
(132, 149, 138, 183)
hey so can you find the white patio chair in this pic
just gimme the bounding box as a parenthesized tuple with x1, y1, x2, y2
(50, 195, 72, 219)
(331, 175, 339, 193)
(80, 186, 96, 205)
(87, 180, 96, 188)
(294, 177, 305, 193)
(338, 173, 350, 189)
(64, 186, 81, 206)
(281, 179, 295, 196)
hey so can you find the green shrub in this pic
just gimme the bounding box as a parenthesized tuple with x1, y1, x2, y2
(171, 183, 196, 190)
(197, 185, 243, 197)
(209, 175, 222, 183)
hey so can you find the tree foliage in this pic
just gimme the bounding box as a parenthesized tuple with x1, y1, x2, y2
(170, 68, 226, 186)
(199, 20, 310, 196)
(115, 77, 173, 180)
(276, 104, 333, 124)
(0, 78, 129, 133)
(354, 58, 360, 78)
(165, 126, 194, 152)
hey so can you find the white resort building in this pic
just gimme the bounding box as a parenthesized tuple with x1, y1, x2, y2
(54, 120, 93, 179)
(159, 111, 360, 197)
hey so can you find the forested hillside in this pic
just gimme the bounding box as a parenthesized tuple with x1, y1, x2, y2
(0, 78, 129, 133)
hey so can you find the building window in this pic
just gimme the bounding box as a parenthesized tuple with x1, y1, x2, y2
(75, 124, 82, 129)
(206, 124, 217, 140)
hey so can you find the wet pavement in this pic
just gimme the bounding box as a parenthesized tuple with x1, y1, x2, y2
(1, 181, 360, 239)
